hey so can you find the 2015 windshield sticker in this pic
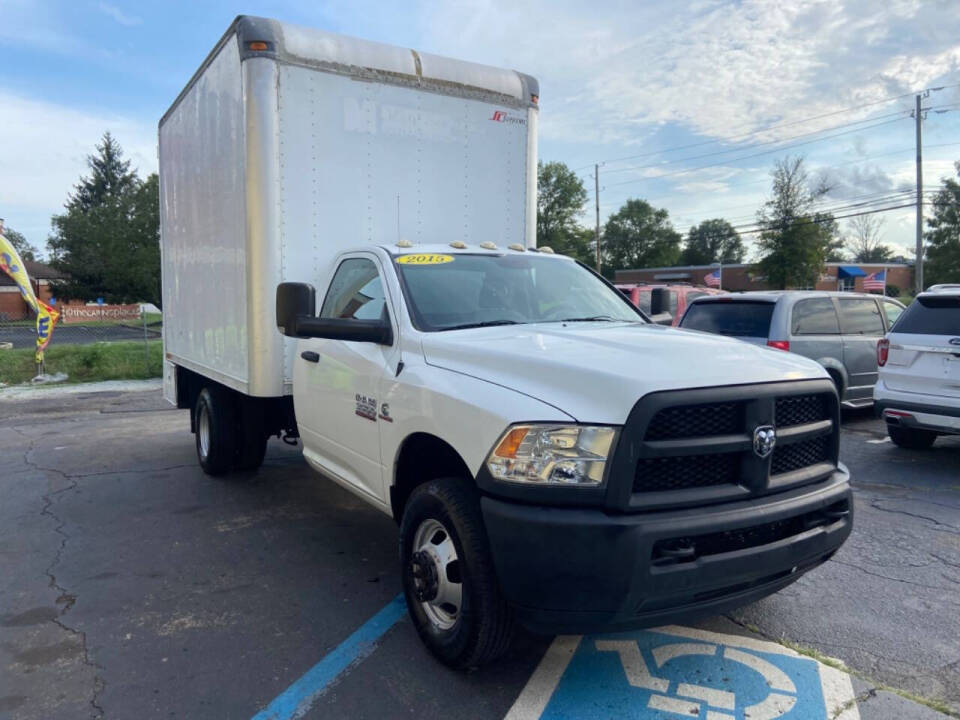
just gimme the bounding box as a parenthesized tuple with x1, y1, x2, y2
(397, 254, 454, 265)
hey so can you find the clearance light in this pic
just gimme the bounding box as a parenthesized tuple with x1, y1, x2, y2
(508, 243, 525, 251)
(767, 340, 790, 352)
(249, 41, 268, 51)
(539, 246, 554, 254)
(479, 241, 498, 250)
(449, 241, 467, 249)
(486, 425, 617, 487)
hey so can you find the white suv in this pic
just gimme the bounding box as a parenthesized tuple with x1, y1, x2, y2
(875, 284, 960, 448)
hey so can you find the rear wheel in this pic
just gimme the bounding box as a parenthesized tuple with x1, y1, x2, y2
(399, 478, 514, 669)
(195, 387, 237, 475)
(887, 424, 937, 449)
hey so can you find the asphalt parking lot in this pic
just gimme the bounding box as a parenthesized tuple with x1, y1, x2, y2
(0, 325, 160, 349)
(1, 385, 958, 720)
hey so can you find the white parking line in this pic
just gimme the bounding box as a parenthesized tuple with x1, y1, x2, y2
(504, 635, 582, 720)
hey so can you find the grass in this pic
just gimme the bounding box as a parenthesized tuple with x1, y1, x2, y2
(0, 340, 162, 386)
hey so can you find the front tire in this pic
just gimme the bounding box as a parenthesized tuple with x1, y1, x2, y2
(399, 478, 514, 669)
(887, 424, 937, 449)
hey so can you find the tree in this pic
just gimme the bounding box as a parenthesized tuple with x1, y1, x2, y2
(47, 133, 161, 307)
(1, 225, 38, 262)
(923, 161, 960, 287)
(537, 161, 591, 261)
(602, 198, 681, 276)
(680, 218, 744, 265)
(755, 156, 839, 289)
(845, 215, 894, 263)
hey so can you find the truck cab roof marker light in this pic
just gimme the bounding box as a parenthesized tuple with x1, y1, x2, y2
(479, 241, 497, 250)
(508, 244, 525, 252)
(396, 239, 413, 248)
(538, 246, 554, 254)
(449, 241, 467, 249)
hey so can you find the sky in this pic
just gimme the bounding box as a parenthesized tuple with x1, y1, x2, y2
(2, 0, 959, 261)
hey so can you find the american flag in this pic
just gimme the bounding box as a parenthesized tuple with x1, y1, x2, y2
(704, 270, 721, 287)
(863, 270, 886, 291)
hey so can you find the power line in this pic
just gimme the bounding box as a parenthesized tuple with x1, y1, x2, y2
(601, 111, 910, 176)
(574, 83, 960, 170)
(604, 116, 909, 189)
(697, 202, 919, 239)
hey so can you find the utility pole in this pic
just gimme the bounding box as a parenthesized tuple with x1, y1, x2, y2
(915, 93, 924, 294)
(594, 164, 601, 273)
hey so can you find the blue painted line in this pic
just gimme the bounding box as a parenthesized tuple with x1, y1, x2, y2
(251, 594, 408, 720)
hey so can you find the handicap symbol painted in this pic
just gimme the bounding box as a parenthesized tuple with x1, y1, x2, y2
(506, 626, 858, 720)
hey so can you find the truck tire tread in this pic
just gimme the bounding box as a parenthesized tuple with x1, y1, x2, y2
(400, 477, 514, 669)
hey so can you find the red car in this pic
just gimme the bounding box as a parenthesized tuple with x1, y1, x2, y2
(615, 283, 727, 326)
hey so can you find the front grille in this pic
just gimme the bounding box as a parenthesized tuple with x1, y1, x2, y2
(626, 382, 839, 506)
(775, 394, 829, 427)
(634, 453, 740, 492)
(645, 402, 744, 440)
(771, 435, 830, 475)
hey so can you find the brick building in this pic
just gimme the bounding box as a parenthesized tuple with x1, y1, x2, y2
(0, 260, 65, 320)
(615, 262, 913, 295)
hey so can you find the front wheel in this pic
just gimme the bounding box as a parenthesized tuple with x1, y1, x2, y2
(888, 424, 937, 449)
(399, 478, 514, 669)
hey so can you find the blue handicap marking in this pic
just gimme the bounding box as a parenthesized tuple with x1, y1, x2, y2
(519, 626, 856, 720)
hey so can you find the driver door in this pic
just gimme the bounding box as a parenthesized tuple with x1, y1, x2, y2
(294, 255, 399, 504)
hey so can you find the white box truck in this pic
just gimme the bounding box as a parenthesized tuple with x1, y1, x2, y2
(161, 16, 852, 668)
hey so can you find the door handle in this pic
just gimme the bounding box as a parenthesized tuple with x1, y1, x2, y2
(300, 350, 320, 363)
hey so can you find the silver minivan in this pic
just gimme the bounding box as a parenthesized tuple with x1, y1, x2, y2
(679, 291, 906, 407)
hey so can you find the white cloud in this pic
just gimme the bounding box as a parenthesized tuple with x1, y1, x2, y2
(97, 2, 142, 27)
(411, 0, 960, 145)
(0, 91, 155, 246)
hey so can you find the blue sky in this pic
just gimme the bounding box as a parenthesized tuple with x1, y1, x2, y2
(2, 0, 960, 258)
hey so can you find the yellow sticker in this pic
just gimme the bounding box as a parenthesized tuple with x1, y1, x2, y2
(397, 254, 454, 265)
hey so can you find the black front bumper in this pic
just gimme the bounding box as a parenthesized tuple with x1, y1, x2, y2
(481, 467, 852, 634)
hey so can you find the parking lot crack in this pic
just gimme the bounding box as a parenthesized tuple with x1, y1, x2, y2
(27, 439, 107, 719)
(868, 499, 960, 535)
(830, 558, 960, 593)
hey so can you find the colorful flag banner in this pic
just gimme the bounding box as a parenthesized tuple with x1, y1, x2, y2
(0, 233, 60, 364)
(863, 270, 886, 292)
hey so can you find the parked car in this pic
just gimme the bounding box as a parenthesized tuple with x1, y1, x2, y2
(875, 284, 960, 448)
(679, 291, 906, 407)
(614, 283, 726, 325)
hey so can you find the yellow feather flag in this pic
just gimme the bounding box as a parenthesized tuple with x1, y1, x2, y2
(0, 233, 60, 364)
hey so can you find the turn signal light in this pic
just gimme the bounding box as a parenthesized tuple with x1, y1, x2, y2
(494, 427, 529, 459)
(877, 337, 890, 367)
(767, 340, 790, 352)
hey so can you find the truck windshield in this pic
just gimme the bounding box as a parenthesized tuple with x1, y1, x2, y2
(393, 253, 644, 331)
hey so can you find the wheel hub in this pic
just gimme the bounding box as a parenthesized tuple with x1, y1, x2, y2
(410, 550, 439, 602)
(410, 518, 462, 631)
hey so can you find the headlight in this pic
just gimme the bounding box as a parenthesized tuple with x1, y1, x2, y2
(485, 425, 618, 487)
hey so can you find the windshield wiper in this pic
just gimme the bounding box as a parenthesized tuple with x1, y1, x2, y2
(442, 319, 522, 331)
(555, 315, 622, 322)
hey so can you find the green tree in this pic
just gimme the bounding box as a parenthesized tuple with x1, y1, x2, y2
(680, 218, 744, 265)
(537, 161, 591, 261)
(602, 198, 681, 276)
(755, 156, 838, 289)
(845, 215, 893, 263)
(924, 161, 960, 286)
(1, 225, 39, 262)
(47, 133, 161, 307)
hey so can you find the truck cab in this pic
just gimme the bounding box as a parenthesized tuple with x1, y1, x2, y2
(272, 243, 852, 667)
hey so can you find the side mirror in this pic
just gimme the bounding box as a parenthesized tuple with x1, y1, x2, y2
(275, 282, 393, 345)
(649, 288, 673, 325)
(276, 282, 316, 337)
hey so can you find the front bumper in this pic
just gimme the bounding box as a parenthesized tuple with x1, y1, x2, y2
(481, 467, 852, 634)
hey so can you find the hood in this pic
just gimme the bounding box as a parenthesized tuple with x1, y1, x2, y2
(421, 322, 828, 424)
